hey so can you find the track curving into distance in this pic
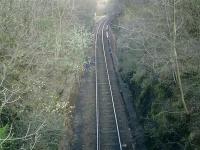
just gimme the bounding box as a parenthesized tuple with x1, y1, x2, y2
(95, 18, 123, 150)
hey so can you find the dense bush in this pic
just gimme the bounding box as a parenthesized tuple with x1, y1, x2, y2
(114, 0, 200, 149)
(0, 0, 94, 149)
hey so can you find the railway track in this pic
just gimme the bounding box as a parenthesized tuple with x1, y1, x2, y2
(95, 18, 133, 150)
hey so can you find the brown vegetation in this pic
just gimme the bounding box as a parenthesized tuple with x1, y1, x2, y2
(0, 0, 94, 149)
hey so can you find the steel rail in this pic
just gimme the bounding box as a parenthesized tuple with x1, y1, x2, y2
(95, 17, 123, 150)
(101, 20, 123, 150)
(95, 19, 106, 150)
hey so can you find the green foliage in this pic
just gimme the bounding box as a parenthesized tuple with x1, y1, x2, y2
(115, 0, 200, 149)
(0, 125, 8, 139)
